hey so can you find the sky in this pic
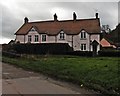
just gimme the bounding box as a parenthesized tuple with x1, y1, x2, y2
(0, 0, 119, 44)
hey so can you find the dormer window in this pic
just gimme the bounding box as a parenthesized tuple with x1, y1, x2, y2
(80, 31, 86, 39)
(60, 31, 65, 40)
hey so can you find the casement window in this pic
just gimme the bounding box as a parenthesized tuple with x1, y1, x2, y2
(34, 35, 39, 42)
(28, 35, 32, 42)
(42, 34, 46, 42)
(60, 32, 65, 40)
(81, 32, 86, 39)
(81, 44, 86, 51)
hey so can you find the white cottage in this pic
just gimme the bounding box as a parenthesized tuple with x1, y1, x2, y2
(15, 12, 101, 52)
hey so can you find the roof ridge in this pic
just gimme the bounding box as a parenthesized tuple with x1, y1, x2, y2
(28, 18, 98, 24)
(15, 17, 100, 35)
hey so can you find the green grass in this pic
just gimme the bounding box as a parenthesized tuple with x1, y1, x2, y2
(2, 55, 120, 95)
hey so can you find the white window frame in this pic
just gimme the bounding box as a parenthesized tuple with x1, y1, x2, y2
(59, 31, 65, 40)
(34, 35, 39, 42)
(28, 35, 32, 42)
(42, 34, 46, 42)
(80, 32, 86, 39)
(81, 44, 86, 51)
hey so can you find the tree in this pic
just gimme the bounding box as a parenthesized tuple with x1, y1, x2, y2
(101, 25, 111, 33)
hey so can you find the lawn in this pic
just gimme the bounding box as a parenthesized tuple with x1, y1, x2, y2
(2, 55, 120, 95)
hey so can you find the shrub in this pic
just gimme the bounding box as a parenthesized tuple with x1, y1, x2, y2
(98, 50, 120, 57)
(13, 43, 73, 55)
(2, 51, 21, 58)
(67, 51, 93, 57)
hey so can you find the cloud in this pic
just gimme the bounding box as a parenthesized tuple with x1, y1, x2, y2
(2, 4, 22, 39)
(1, 1, 118, 44)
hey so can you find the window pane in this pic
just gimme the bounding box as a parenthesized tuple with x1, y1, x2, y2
(42, 35, 46, 41)
(84, 44, 86, 50)
(84, 32, 86, 38)
(81, 44, 83, 50)
(81, 44, 86, 51)
(28, 35, 31, 42)
(60, 33, 62, 39)
(63, 33, 64, 39)
(81, 32, 83, 38)
(60, 33, 64, 40)
(35, 35, 39, 42)
(81, 32, 86, 39)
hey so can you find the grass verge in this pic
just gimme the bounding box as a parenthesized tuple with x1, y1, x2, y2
(2, 55, 120, 95)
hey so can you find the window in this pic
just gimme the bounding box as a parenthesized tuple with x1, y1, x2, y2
(60, 32, 65, 40)
(28, 35, 32, 42)
(42, 34, 46, 42)
(81, 32, 86, 39)
(81, 44, 86, 51)
(34, 35, 39, 42)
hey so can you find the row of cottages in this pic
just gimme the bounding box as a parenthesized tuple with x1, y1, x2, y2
(15, 12, 101, 52)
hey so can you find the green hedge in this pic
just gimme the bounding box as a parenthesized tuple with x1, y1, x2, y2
(98, 50, 120, 57)
(13, 43, 73, 55)
(67, 51, 93, 56)
(3, 43, 120, 57)
(2, 51, 21, 58)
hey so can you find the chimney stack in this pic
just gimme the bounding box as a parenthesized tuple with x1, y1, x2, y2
(54, 13, 58, 21)
(95, 13, 99, 19)
(73, 12, 77, 21)
(24, 17, 29, 23)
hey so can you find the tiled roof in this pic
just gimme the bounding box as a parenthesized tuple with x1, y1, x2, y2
(15, 18, 101, 35)
(100, 38, 116, 48)
(100, 38, 111, 47)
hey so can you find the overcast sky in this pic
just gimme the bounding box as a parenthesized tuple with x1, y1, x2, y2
(0, 0, 119, 44)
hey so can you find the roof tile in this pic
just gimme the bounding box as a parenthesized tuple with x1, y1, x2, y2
(15, 18, 101, 35)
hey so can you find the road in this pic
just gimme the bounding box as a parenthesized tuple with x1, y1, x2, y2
(2, 62, 99, 95)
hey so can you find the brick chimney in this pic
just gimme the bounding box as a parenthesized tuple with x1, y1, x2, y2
(95, 13, 99, 19)
(73, 12, 77, 21)
(24, 17, 29, 23)
(54, 13, 58, 21)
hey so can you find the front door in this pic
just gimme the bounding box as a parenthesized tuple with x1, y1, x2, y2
(93, 44, 97, 53)
(91, 40, 99, 56)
